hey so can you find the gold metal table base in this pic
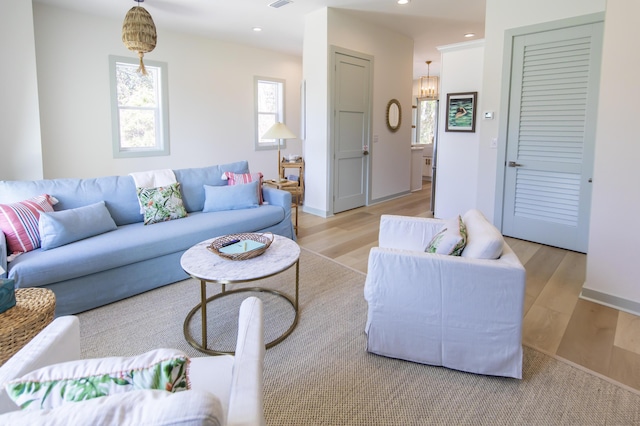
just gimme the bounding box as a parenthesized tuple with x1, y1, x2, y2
(183, 260, 299, 356)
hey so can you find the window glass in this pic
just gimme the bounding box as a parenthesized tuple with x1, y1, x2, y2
(110, 56, 169, 157)
(255, 77, 285, 150)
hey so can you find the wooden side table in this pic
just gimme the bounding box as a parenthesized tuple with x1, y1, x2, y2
(0, 288, 56, 365)
(280, 159, 304, 205)
(263, 179, 300, 235)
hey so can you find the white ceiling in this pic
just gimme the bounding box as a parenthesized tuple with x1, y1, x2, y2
(34, 0, 486, 79)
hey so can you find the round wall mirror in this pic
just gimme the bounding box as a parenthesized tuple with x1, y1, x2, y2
(386, 99, 401, 132)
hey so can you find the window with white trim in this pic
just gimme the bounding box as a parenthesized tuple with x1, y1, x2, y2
(255, 77, 285, 151)
(109, 55, 169, 158)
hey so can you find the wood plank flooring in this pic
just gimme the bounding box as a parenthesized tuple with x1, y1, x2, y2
(295, 182, 640, 391)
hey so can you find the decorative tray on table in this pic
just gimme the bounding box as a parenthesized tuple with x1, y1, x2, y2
(207, 232, 273, 261)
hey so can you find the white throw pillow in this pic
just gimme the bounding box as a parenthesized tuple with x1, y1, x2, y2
(5, 349, 189, 410)
(461, 209, 504, 259)
(425, 215, 467, 256)
(0, 389, 223, 426)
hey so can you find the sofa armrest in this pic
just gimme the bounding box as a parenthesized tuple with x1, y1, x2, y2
(378, 215, 446, 251)
(227, 296, 265, 426)
(0, 231, 7, 278)
(0, 316, 81, 413)
(262, 186, 291, 210)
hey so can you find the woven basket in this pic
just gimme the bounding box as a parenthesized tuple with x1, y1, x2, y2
(0, 288, 56, 366)
(207, 232, 274, 261)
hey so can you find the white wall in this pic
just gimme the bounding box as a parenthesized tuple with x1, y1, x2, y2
(32, 4, 302, 180)
(302, 8, 330, 217)
(0, 0, 43, 180)
(479, 0, 639, 312)
(582, 0, 640, 314)
(302, 8, 414, 217)
(476, 0, 606, 220)
(433, 40, 484, 219)
(327, 9, 414, 203)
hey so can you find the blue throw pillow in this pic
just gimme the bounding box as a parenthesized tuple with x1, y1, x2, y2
(39, 201, 117, 250)
(203, 181, 260, 213)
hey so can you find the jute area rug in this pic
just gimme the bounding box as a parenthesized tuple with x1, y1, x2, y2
(79, 249, 640, 425)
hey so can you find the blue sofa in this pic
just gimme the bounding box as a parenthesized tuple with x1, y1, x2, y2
(0, 161, 295, 316)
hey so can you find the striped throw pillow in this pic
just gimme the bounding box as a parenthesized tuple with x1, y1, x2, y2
(0, 195, 56, 254)
(223, 171, 264, 204)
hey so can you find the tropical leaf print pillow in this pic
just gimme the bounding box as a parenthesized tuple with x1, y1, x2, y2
(5, 349, 190, 410)
(136, 182, 188, 225)
(425, 215, 467, 256)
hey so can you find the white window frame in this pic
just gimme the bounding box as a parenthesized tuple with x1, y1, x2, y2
(109, 55, 170, 158)
(254, 76, 286, 151)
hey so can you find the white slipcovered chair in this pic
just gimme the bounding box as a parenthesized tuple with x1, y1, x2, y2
(364, 210, 526, 379)
(0, 297, 265, 425)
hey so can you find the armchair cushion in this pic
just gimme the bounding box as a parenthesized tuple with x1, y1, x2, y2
(0, 389, 223, 426)
(460, 209, 504, 259)
(425, 215, 467, 256)
(5, 348, 189, 410)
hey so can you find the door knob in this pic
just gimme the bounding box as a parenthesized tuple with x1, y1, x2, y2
(508, 161, 523, 167)
(363, 150, 369, 155)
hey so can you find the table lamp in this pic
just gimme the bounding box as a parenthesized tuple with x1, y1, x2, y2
(262, 122, 297, 182)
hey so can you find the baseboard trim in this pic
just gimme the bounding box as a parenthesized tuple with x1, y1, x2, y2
(301, 190, 413, 217)
(579, 288, 640, 317)
(369, 190, 411, 206)
(301, 205, 332, 218)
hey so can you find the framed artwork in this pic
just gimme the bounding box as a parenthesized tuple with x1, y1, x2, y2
(445, 92, 477, 132)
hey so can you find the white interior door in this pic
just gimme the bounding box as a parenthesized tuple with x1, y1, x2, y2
(502, 21, 603, 253)
(332, 52, 371, 214)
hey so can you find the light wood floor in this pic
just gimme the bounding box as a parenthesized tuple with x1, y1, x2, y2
(295, 182, 640, 391)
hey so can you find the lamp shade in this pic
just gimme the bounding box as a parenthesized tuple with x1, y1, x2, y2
(122, 6, 157, 75)
(262, 122, 297, 140)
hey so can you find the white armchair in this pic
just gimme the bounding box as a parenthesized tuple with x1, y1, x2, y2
(364, 211, 526, 379)
(0, 297, 265, 425)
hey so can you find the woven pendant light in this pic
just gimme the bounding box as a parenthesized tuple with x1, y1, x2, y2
(122, 1, 157, 75)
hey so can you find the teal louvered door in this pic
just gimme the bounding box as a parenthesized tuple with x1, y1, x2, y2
(502, 21, 603, 253)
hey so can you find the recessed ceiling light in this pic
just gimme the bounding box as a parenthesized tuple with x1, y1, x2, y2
(397, 0, 410, 4)
(464, 33, 475, 38)
(253, 27, 262, 32)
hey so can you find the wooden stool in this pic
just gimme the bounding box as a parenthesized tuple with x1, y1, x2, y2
(0, 288, 56, 365)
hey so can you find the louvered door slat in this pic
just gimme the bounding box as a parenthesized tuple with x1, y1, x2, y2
(502, 20, 603, 252)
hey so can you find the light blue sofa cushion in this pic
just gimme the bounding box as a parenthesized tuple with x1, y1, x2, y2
(174, 161, 249, 213)
(9, 206, 285, 288)
(0, 162, 253, 226)
(0, 176, 141, 226)
(203, 181, 259, 213)
(39, 201, 117, 250)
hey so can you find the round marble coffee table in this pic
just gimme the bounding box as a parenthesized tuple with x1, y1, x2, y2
(180, 234, 300, 355)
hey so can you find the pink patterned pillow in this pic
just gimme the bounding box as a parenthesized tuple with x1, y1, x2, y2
(0, 195, 56, 254)
(223, 172, 264, 204)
